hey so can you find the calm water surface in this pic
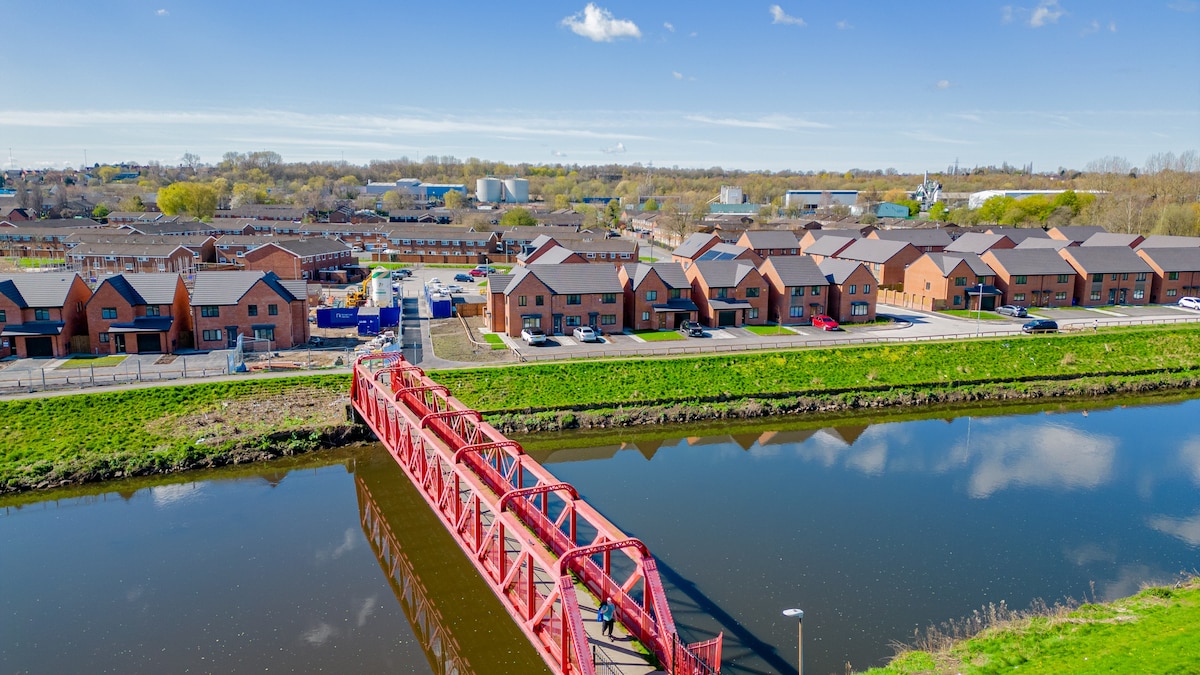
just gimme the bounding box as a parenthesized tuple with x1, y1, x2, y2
(4, 396, 1200, 674)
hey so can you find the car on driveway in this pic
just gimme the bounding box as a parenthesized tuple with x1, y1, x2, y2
(996, 305, 1028, 317)
(453, 273, 474, 282)
(811, 315, 840, 331)
(1179, 297, 1200, 310)
(678, 321, 704, 337)
(1021, 319, 1058, 334)
(520, 328, 546, 345)
(572, 326, 599, 343)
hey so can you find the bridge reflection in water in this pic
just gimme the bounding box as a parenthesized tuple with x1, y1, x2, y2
(350, 353, 722, 675)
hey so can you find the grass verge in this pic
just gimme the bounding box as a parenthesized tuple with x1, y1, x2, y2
(633, 330, 685, 342)
(482, 333, 506, 350)
(57, 355, 128, 368)
(939, 310, 1012, 321)
(744, 324, 796, 335)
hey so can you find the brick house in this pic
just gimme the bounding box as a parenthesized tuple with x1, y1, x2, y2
(1135, 248, 1200, 303)
(0, 273, 92, 358)
(818, 258, 878, 323)
(902, 253, 999, 311)
(191, 271, 309, 350)
(85, 273, 191, 354)
(671, 232, 721, 267)
(67, 242, 198, 277)
(1058, 246, 1154, 306)
(1081, 233, 1144, 248)
(758, 255, 829, 324)
(618, 262, 697, 331)
(66, 233, 216, 265)
(797, 230, 860, 255)
(980, 248, 1077, 308)
(867, 228, 952, 253)
(486, 265, 624, 337)
(684, 260, 768, 327)
(943, 233, 1017, 255)
(736, 230, 801, 258)
(801, 234, 859, 262)
(520, 245, 588, 267)
(833, 239, 923, 288)
(241, 238, 355, 281)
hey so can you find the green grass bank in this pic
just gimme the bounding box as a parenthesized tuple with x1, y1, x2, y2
(861, 578, 1200, 674)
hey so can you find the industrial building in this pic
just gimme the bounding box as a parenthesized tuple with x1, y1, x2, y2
(967, 189, 1104, 210)
(476, 177, 529, 204)
(363, 179, 467, 201)
(783, 190, 859, 211)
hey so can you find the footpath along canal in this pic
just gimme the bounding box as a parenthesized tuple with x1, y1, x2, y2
(3, 393, 1199, 674)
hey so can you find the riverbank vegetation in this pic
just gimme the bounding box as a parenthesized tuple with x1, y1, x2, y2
(861, 577, 1200, 674)
(0, 375, 358, 493)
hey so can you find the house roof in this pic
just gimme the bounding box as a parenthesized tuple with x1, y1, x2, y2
(0, 273, 82, 308)
(269, 238, 351, 257)
(764, 255, 827, 286)
(836, 238, 914, 264)
(1049, 225, 1106, 243)
(191, 271, 300, 306)
(1014, 237, 1071, 250)
(803, 235, 858, 257)
(1135, 247, 1200, 272)
(922, 253, 995, 278)
(944, 233, 1010, 254)
(1081, 233, 1142, 247)
(68, 242, 191, 258)
(985, 227, 1050, 242)
(4, 218, 104, 229)
(697, 243, 753, 261)
(121, 221, 214, 236)
(1136, 235, 1200, 250)
(503, 264, 623, 295)
(624, 262, 690, 290)
(102, 273, 183, 306)
(690, 260, 759, 287)
(525, 246, 578, 265)
(818, 258, 869, 284)
(871, 228, 952, 247)
(672, 232, 720, 259)
(983, 248, 1076, 276)
(740, 230, 799, 249)
(1060, 246, 1154, 273)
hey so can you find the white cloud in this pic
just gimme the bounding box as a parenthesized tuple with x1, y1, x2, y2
(686, 114, 830, 130)
(155, 8, 168, 16)
(688, 31, 698, 37)
(936, 79, 952, 90)
(1168, 0, 1197, 12)
(769, 5, 806, 26)
(1082, 19, 1100, 35)
(1148, 511, 1200, 547)
(562, 3, 641, 42)
(601, 142, 626, 154)
(302, 622, 335, 645)
(836, 19, 853, 30)
(1001, 5, 1014, 23)
(961, 424, 1115, 498)
(1109, 20, 1117, 31)
(950, 112, 984, 123)
(672, 71, 684, 80)
(356, 596, 377, 627)
(664, 21, 675, 32)
(1030, 0, 1065, 27)
(551, 149, 567, 157)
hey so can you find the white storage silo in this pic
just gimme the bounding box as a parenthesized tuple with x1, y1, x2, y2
(368, 267, 393, 307)
(476, 177, 503, 203)
(502, 177, 529, 203)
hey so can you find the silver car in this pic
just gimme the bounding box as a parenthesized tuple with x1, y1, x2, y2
(996, 305, 1028, 317)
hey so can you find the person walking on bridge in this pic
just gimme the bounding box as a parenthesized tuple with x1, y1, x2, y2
(598, 597, 616, 640)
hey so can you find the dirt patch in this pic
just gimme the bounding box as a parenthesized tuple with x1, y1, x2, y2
(154, 355, 178, 365)
(149, 385, 355, 449)
(430, 316, 516, 364)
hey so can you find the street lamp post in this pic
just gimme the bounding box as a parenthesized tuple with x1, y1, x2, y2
(783, 608, 804, 675)
(975, 282, 984, 337)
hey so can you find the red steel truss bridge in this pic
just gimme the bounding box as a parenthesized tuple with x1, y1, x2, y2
(350, 353, 723, 675)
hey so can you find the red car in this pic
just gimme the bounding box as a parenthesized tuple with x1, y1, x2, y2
(468, 268, 487, 277)
(811, 315, 840, 331)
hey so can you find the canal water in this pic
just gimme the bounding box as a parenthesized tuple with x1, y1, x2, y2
(4, 395, 1200, 674)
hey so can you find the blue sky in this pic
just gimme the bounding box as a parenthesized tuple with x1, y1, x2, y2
(2, 1, 1197, 173)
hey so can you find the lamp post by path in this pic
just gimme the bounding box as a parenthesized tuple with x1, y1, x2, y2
(975, 282, 984, 337)
(783, 608, 805, 675)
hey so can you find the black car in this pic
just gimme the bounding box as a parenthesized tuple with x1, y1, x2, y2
(678, 321, 705, 337)
(1021, 319, 1058, 334)
(996, 305, 1028, 317)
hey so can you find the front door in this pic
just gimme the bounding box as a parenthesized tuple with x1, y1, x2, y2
(552, 314, 562, 335)
(1119, 288, 1127, 304)
(113, 333, 127, 354)
(657, 313, 667, 330)
(1108, 288, 1116, 304)
(226, 326, 240, 348)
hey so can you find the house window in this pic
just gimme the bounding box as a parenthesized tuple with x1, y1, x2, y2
(145, 306, 160, 317)
(101, 307, 118, 319)
(518, 295, 527, 307)
(34, 308, 50, 321)
(1133, 289, 1144, 300)
(1056, 291, 1067, 301)
(954, 277, 966, 286)
(268, 304, 278, 316)
(715, 288, 727, 299)
(1057, 274, 1070, 283)
(864, 284, 871, 295)
(201, 305, 220, 317)
(851, 302, 868, 316)
(1111, 274, 1119, 281)
(1136, 272, 1147, 281)
(789, 306, 804, 318)
(1168, 272, 1180, 281)
(925, 281, 931, 291)
(202, 329, 223, 342)
(1015, 293, 1026, 302)
(567, 295, 581, 305)
(747, 308, 759, 319)
(642, 311, 650, 321)
(669, 289, 681, 299)
(646, 290, 658, 301)
(1121, 273, 1129, 281)
(1090, 290, 1101, 301)
(248, 305, 258, 317)
(601, 314, 616, 325)
(791, 287, 803, 297)
(953, 295, 962, 306)
(565, 315, 581, 327)
(848, 285, 857, 295)
(810, 286, 821, 296)
(1014, 275, 1028, 285)
(99, 332, 109, 343)
(254, 327, 275, 341)
(0, 310, 5, 322)
(522, 316, 541, 329)
(746, 287, 760, 298)
(1093, 273, 1104, 282)
(535, 295, 544, 306)
(601, 293, 616, 304)
(1167, 288, 1178, 297)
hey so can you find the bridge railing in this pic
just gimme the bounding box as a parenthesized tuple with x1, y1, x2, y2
(351, 352, 722, 675)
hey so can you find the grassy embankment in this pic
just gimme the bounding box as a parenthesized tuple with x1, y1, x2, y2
(430, 325, 1200, 430)
(862, 578, 1200, 674)
(0, 374, 356, 493)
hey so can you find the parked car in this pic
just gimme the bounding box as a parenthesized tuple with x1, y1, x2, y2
(473, 265, 497, 275)
(520, 327, 546, 345)
(454, 273, 474, 282)
(391, 268, 412, 279)
(445, 284, 465, 294)
(572, 326, 599, 343)
(996, 305, 1028, 317)
(679, 321, 705, 337)
(811, 315, 840, 331)
(1179, 296, 1200, 310)
(468, 268, 488, 277)
(1022, 319, 1058, 334)
(428, 277, 441, 285)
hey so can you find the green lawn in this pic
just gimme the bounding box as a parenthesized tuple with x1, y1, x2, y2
(939, 310, 1013, 321)
(482, 333, 506, 350)
(13, 258, 65, 268)
(744, 324, 796, 336)
(862, 579, 1200, 674)
(57, 355, 128, 368)
(632, 330, 684, 342)
(430, 325, 1200, 413)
